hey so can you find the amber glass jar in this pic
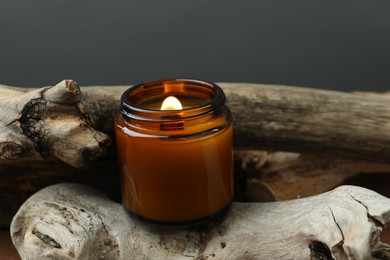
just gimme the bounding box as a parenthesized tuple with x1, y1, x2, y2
(115, 79, 233, 227)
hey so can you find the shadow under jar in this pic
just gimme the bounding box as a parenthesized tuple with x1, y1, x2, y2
(115, 79, 234, 227)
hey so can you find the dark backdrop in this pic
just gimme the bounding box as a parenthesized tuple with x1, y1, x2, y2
(1, 0, 390, 91)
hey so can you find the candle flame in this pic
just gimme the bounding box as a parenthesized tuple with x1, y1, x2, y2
(161, 96, 183, 110)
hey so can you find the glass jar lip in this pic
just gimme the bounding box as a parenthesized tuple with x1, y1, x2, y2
(120, 78, 226, 120)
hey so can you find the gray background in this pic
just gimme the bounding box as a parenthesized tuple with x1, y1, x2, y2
(1, 0, 390, 91)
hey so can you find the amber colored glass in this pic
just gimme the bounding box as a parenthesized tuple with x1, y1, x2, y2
(115, 79, 233, 226)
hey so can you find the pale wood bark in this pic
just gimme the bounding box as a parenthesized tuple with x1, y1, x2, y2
(2, 82, 390, 163)
(2, 151, 390, 228)
(0, 80, 110, 167)
(11, 183, 390, 259)
(3, 81, 390, 259)
(2, 81, 390, 228)
(77, 83, 390, 163)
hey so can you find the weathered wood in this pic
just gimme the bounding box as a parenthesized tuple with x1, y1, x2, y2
(2, 151, 390, 228)
(224, 84, 390, 162)
(3, 81, 390, 258)
(2, 82, 390, 163)
(11, 183, 390, 259)
(0, 80, 110, 167)
(234, 150, 390, 202)
(0, 157, 121, 227)
(2, 81, 390, 228)
(77, 83, 390, 163)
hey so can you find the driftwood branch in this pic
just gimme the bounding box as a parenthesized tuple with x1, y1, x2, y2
(1, 82, 390, 164)
(11, 183, 390, 259)
(234, 150, 390, 202)
(2, 150, 390, 228)
(4, 81, 390, 258)
(76, 83, 390, 163)
(2, 81, 390, 227)
(0, 80, 110, 167)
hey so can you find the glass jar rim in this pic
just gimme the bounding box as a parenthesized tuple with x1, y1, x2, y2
(120, 79, 226, 120)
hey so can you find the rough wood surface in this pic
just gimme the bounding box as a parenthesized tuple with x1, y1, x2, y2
(77, 84, 390, 163)
(3, 81, 390, 259)
(2, 82, 390, 163)
(234, 150, 390, 202)
(11, 183, 390, 259)
(2, 151, 390, 228)
(0, 80, 110, 167)
(2, 81, 390, 228)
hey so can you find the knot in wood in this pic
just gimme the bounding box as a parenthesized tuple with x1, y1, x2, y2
(19, 98, 49, 157)
(0, 142, 24, 159)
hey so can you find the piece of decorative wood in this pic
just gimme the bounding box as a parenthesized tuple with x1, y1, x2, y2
(2, 150, 390, 228)
(234, 150, 390, 202)
(0, 80, 110, 167)
(4, 81, 390, 258)
(2, 81, 390, 164)
(11, 183, 390, 259)
(78, 83, 390, 163)
(2, 81, 390, 228)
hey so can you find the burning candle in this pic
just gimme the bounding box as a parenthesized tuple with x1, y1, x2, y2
(115, 79, 233, 227)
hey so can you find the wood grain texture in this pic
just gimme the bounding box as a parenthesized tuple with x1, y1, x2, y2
(0, 83, 390, 162)
(0, 80, 110, 167)
(2, 81, 390, 259)
(224, 83, 390, 161)
(76, 83, 390, 162)
(234, 150, 390, 202)
(1, 81, 390, 228)
(11, 183, 390, 259)
(2, 82, 390, 163)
